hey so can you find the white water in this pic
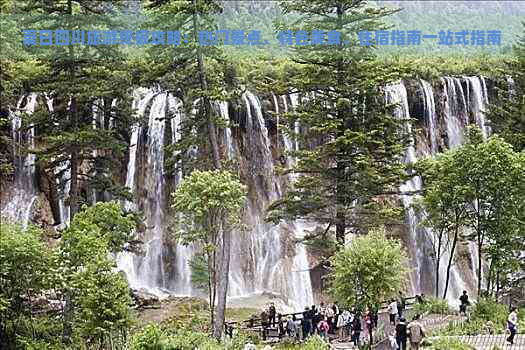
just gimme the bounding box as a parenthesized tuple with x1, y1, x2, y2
(386, 82, 466, 304)
(2, 94, 39, 227)
(420, 80, 439, 155)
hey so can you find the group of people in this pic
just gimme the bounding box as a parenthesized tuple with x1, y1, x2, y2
(258, 293, 411, 345)
(388, 314, 426, 350)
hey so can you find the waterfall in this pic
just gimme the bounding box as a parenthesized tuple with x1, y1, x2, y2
(2, 94, 38, 227)
(420, 80, 438, 155)
(118, 91, 192, 296)
(386, 82, 466, 303)
(466, 76, 491, 138)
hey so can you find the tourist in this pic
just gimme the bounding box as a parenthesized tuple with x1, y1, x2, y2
(317, 316, 330, 340)
(293, 314, 302, 341)
(415, 294, 423, 304)
(286, 315, 297, 338)
(326, 303, 335, 334)
(311, 305, 320, 334)
(337, 308, 351, 340)
(407, 314, 425, 350)
(332, 301, 340, 332)
(260, 308, 269, 340)
(302, 306, 312, 339)
(395, 317, 408, 350)
(319, 302, 327, 317)
(364, 308, 374, 343)
(507, 306, 518, 345)
(397, 291, 406, 318)
(351, 312, 362, 346)
(277, 314, 285, 339)
(459, 290, 470, 315)
(388, 298, 398, 325)
(268, 302, 277, 327)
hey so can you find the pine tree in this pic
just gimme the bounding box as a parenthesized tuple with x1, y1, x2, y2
(20, 0, 136, 222)
(145, 0, 235, 338)
(268, 0, 409, 243)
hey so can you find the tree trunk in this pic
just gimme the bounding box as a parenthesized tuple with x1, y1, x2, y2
(435, 228, 443, 298)
(443, 225, 458, 300)
(213, 220, 231, 339)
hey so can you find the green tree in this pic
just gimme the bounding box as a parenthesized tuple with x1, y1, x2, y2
(416, 152, 468, 299)
(171, 170, 246, 337)
(268, 0, 409, 244)
(329, 228, 408, 341)
(418, 127, 525, 297)
(56, 201, 135, 344)
(19, 0, 136, 222)
(0, 223, 51, 348)
(145, 0, 240, 339)
(488, 22, 525, 151)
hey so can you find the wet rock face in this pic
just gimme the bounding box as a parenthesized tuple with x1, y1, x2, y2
(3, 75, 502, 307)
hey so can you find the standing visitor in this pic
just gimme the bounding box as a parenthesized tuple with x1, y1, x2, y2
(268, 302, 276, 327)
(459, 290, 470, 315)
(507, 307, 518, 345)
(319, 302, 327, 317)
(277, 314, 285, 339)
(326, 303, 335, 334)
(351, 312, 362, 346)
(364, 308, 374, 344)
(286, 315, 297, 338)
(302, 306, 312, 339)
(397, 291, 406, 318)
(407, 314, 425, 350)
(395, 317, 408, 350)
(337, 308, 351, 340)
(311, 305, 320, 334)
(332, 301, 340, 333)
(317, 316, 330, 340)
(260, 308, 269, 340)
(388, 299, 398, 325)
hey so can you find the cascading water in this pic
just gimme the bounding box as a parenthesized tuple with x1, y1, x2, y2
(386, 82, 466, 303)
(118, 90, 192, 296)
(420, 80, 438, 155)
(2, 94, 38, 227)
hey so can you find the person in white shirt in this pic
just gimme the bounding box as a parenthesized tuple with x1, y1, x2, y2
(337, 309, 351, 339)
(388, 299, 398, 325)
(507, 307, 519, 345)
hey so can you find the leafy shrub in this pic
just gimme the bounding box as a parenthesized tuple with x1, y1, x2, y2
(130, 324, 168, 350)
(471, 297, 507, 324)
(301, 334, 330, 350)
(427, 338, 475, 350)
(409, 296, 451, 317)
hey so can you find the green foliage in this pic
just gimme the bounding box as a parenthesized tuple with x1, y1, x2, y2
(329, 228, 409, 311)
(56, 201, 135, 345)
(426, 338, 475, 350)
(471, 297, 508, 324)
(0, 223, 50, 318)
(300, 334, 330, 350)
(418, 131, 525, 296)
(172, 170, 246, 244)
(408, 297, 451, 317)
(268, 0, 409, 243)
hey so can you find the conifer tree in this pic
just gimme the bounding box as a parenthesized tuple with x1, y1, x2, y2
(268, 0, 409, 243)
(19, 0, 136, 222)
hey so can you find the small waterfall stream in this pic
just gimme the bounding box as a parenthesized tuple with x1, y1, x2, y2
(2, 94, 39, 227)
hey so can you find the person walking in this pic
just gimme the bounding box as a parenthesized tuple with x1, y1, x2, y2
(407, 314, 425, 350)
(268, 302, 276, 327)
(326, 303, 335, 334)
(397, 291, 406, 318)
(260, 308, 269, 340)
(507, 307, 518, 345)
(388, 299, 398, 325)
(337, 308, 351, 340)
(459, 290, 470, 315)
(302, 306, 312, 339)
(395, 317, 408, 350)
(351, 312, 362, 346)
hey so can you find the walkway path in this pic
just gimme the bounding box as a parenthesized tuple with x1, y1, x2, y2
(433, 335, 525, 350)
